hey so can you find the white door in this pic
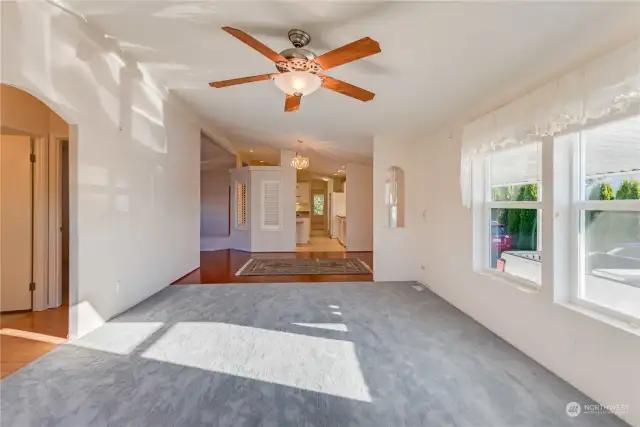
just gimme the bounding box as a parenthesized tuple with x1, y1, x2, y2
(1, 134, 32, 312)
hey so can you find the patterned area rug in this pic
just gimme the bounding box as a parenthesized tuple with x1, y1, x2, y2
(236, 258, 372, 276)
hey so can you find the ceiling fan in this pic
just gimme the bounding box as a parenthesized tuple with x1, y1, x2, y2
(209, 27, 381, 112)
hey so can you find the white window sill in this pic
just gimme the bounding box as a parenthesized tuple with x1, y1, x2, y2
(477, 269, 541, 294)
(558, 301, 640, 337)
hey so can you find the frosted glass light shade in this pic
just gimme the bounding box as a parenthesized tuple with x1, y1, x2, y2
(274, 71, 322, 96)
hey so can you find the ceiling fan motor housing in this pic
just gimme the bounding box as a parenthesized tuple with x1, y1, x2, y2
(288, 29, 311, 48)
(277, 30, 322, 74)
(276, 47, 323, 74)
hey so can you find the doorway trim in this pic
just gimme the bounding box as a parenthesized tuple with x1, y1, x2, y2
(31, 135, 67, 311)
(32, 136, 49, 311)
(47, 136, 64, 309)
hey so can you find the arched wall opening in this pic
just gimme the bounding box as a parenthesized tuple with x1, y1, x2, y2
(0, 82, 77, 376)
(1, 83, 77, 311)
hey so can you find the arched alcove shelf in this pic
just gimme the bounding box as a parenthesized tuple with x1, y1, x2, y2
(385, 166, 405, 228)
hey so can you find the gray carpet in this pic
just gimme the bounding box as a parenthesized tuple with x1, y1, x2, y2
(0, 282, 628, 427)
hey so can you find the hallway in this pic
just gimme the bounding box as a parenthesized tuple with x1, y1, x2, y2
(296, 234, 345, 253)
(0, 282, 623, 427)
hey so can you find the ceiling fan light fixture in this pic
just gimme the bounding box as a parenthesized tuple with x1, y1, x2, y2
(274, 71, 322, 96)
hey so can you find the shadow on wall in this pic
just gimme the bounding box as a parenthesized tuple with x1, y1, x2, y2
(2, 1, 201, 338)
(0, 283, 624, 427)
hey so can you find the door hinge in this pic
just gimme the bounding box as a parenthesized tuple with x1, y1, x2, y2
(29, 282, 36, 291)
(30, 154, 36, 163)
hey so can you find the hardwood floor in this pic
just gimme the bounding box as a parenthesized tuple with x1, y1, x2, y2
(296, 235, 345, 252)
(0, 305, 68, 379)
(173, 250, 374, 284)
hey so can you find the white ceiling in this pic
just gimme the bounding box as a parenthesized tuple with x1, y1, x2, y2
(65, 1, 640, 175)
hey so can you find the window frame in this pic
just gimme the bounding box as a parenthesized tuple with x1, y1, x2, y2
(473, 116, 640, 325)
(313, 193, 325, 216)
(568, 129, 640, 323)
(474, 144, 543, 289)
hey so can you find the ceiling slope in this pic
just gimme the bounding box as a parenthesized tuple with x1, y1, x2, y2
(65, 1, 640, 175)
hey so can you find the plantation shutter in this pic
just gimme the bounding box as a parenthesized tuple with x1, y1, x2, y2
(236, 182, 247, 229)
(261, 180, 281, 230)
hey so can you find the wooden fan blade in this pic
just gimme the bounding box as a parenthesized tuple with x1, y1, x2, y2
(314, 37, 381, 70)
(320, 75, 375, 102)
(209, 74, 274, 88)
(285, 94, 301, 112)
(222, 27, 287, 63)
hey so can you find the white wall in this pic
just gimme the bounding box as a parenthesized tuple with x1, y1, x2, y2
(228, 165, 294, 253)
(0, 1, 214, 337)
(200, 134, 236, 251)
(373, 136, 421, 281)
(346, 163, 373, 252)
(201, 168, 231, 232)
(372, 129, 640, 426)
(279, 150, 297, 251)
(200, 166, 232, 251)
(250, 166, 295, 252)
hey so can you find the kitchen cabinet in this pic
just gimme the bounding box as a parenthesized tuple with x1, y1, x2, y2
(296, 182, 310, 205)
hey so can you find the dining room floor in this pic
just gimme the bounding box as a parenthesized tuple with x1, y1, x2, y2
(173, 250, 372, 284)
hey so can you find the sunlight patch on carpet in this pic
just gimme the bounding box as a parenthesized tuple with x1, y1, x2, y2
(141, 322, 371, 402)
(71, 322, 164, 355)
(292, 322, 348, 332)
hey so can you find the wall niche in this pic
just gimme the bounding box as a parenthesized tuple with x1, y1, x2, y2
(385, 166, 404, 227)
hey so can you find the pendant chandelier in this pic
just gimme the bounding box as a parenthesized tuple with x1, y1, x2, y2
(290, 140, 309, 170)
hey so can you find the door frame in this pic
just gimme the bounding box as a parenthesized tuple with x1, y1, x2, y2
(46, 136, 65, 309)
(32, 136, 66, 311)
(310, 188, 327, 232)
(32, 136, 49, 311)
(0, 134, 63, 312)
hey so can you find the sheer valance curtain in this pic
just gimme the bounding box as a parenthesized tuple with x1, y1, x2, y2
(460, 36, 640, 208)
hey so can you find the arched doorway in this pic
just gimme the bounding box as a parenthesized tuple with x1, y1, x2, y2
(0, 83, 72, 378)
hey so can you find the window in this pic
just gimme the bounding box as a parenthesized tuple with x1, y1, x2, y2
(573, 116, 640, 320)
(473, 116, 640, 322)
(313, 194, 325, 216)
(491, 224, 507, 236)
(481, 142, 542, 285)
(235, 182, 247, 230)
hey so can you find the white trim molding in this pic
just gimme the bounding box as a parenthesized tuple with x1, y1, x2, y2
(32, 137, 48, 311)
